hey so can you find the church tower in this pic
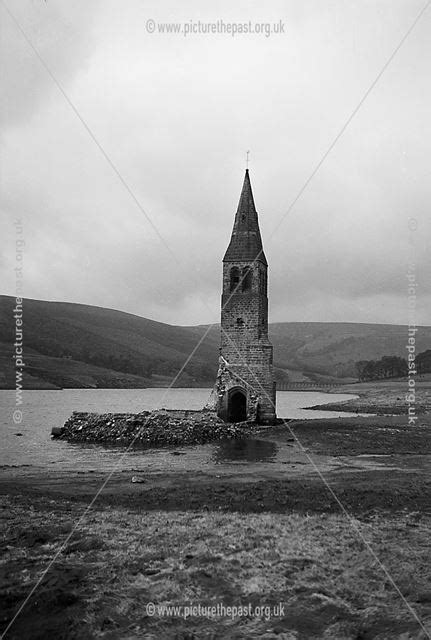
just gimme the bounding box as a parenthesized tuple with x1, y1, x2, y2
(214, 169, 276, 424)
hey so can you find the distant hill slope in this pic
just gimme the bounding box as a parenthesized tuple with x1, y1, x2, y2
(0, 296, 429, 389)
(270, 321, 431, 382)
(0, 296, 220, 389)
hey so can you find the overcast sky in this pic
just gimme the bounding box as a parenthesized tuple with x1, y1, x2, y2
(1, 0, 430, 326)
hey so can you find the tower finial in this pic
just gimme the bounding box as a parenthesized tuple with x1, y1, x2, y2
(246, 150, 250, 170)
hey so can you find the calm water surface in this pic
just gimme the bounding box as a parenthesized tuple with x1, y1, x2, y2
(0, 388, 359, 471)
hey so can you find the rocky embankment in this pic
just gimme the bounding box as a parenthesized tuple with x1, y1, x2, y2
(52, 409, 254, 447)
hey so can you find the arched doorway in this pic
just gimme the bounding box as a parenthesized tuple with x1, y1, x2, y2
(228, 388, 247, 422)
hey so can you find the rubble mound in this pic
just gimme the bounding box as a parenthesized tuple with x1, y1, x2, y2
(52, 409, 254, 447)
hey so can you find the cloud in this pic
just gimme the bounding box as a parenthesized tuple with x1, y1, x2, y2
(1, 0, 430, 325)
(0, 0, 101, 127)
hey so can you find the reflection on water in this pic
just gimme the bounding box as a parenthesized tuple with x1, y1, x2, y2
(212, 439, 277, 463)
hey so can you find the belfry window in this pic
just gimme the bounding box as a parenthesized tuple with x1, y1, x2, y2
(230, 267, 240, 292)
(242, 267, 252, 291)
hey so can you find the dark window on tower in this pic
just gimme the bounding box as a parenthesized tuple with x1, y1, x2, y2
(242, 267, 252, 291)
(230, 267, 240, 292)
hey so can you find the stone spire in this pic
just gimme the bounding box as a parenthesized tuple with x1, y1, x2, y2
(223, 169, 267, 265)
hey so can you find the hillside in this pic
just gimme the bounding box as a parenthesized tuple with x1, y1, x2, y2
(269, 321, 431, 383)
(0, 296, 219, 389)
(0, 296, 430, 389)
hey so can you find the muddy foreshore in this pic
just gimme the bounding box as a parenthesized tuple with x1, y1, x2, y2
(5, 413, 431, 515)
(2, 406, 431, 639)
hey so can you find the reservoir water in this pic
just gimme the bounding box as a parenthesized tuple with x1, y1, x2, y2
(0, 388, 359, 471)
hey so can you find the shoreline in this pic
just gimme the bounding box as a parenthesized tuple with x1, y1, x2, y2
(305, 381, 431, 415)
(2, 413, 430, 515)
(2, 383, 430, 638)
(2, 413, 430, 638)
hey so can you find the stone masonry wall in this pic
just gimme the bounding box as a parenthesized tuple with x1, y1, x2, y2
(216, 259, 276, 424)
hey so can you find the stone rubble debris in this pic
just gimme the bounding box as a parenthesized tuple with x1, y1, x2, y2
(52, 409, 254, 447)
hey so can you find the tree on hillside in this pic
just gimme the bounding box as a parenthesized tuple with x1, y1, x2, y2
(356, 355, 408, 381)
(417, 350, 431, 374)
